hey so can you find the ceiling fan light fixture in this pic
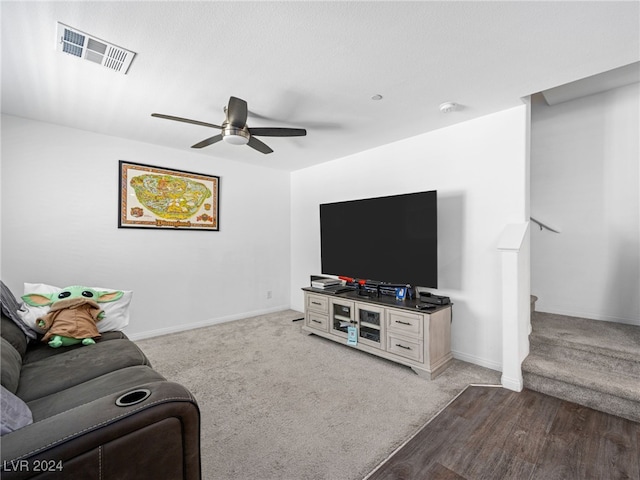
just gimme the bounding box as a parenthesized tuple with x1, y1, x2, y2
(222, 127, 250, 145)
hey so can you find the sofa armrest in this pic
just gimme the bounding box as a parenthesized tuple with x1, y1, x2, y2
(1, 381, 201, 480)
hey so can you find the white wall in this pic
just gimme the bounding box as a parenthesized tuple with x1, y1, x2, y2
(531, 83, 640, 325)
(290, 106, 529, 371)
(1, 115, 292, 339)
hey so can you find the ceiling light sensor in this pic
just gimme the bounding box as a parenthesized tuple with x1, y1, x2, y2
(439, 102, 459, 113)
(371, 94, 383, 101)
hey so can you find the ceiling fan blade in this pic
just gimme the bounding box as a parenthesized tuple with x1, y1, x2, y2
(151, 113, 222, 130)
(247, 136, 273, 154)
(248, 127, 307, 137)
(191, 134, 223, 149)
(227, 97, 248, 128)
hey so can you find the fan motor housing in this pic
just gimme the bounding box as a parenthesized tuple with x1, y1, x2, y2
(222, 126, 250, 145)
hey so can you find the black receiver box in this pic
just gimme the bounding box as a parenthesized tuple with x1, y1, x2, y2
(419, 292, 450, 305)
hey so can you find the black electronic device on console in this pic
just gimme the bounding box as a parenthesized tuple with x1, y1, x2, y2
(419, 292, 450, 305)
(416, 304, 436, 310)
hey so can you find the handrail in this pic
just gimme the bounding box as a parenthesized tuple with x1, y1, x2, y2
(530, 217, 560, 233)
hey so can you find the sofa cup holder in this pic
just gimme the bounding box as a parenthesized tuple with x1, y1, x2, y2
(116, 389, 151, 407)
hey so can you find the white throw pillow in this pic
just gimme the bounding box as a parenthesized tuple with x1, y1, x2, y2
(18, 283, 132, 333)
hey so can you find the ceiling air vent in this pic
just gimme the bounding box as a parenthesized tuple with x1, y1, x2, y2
(56, 22, 135, 74)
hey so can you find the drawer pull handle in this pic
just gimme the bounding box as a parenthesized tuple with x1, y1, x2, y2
(311, 301, 322, 306)
(312, 319, 322, 324)
(395, 344, 412, 350)
(395, 320, 412, 325)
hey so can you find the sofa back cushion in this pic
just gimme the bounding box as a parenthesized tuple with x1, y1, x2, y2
(1, 315, 28, 358)
(1, 337, 22, 393)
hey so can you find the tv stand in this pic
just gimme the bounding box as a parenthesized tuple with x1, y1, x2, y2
(301, 288, 453, 379)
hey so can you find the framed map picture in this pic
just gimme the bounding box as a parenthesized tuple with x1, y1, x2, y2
(119, 161, 219, 231)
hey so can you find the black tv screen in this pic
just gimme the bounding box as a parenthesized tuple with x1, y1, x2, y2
(320, 190, 437, 288)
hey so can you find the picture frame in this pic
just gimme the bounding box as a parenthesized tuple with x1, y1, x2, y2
(118, 160, 219, 231)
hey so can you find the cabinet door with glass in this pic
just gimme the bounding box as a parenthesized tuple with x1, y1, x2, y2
(329, 298, 354, 339)
(355, 303, 385, 350)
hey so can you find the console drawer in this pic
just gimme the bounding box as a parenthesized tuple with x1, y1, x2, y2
(387, 310, 422, 337)
(306, 294, 329, 313)
(307, 311, 329, 332)
(387, 333, 423, 362)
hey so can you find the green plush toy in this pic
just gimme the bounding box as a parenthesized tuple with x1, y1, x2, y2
(22, 286, 124, 348)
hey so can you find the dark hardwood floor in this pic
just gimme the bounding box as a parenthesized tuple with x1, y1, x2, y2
(366, 386, 640, 480)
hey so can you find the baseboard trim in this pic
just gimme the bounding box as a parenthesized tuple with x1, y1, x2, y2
(452, 350, 502, 372)
(501, 374, 523, 392)
(536, 305, 640, 326)
(126, 305, 292, 341)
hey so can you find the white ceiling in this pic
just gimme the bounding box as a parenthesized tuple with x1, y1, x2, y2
(2, 1, 639, 171)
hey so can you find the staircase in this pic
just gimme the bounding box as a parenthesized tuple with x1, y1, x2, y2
(522, 308, 640, 423)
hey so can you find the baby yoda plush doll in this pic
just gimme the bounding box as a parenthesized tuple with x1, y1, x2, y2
(22, 286, 124, 348)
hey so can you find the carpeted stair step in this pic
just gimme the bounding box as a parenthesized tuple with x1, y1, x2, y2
(529, 340, 640, 378)
(523, 352, 640, 405)
(529, 313, 640, 364)
(522, 355, 640, 423)
(523, 311, 640, 423)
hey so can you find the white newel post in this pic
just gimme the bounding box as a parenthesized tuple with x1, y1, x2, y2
(498, 222, 531, 392)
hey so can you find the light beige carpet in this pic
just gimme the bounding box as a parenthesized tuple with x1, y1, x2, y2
(136, 310, 501, 480)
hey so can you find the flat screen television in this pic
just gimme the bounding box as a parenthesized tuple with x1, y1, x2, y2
(320, 190, 437, 288)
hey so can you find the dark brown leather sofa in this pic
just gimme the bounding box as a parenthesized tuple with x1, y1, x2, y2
(1, 285, 201, 480)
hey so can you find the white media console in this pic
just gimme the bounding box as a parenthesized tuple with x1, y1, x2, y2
(302, 288, 453, 379)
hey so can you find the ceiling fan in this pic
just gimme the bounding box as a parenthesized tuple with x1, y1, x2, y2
(151, 96, 307, 154)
